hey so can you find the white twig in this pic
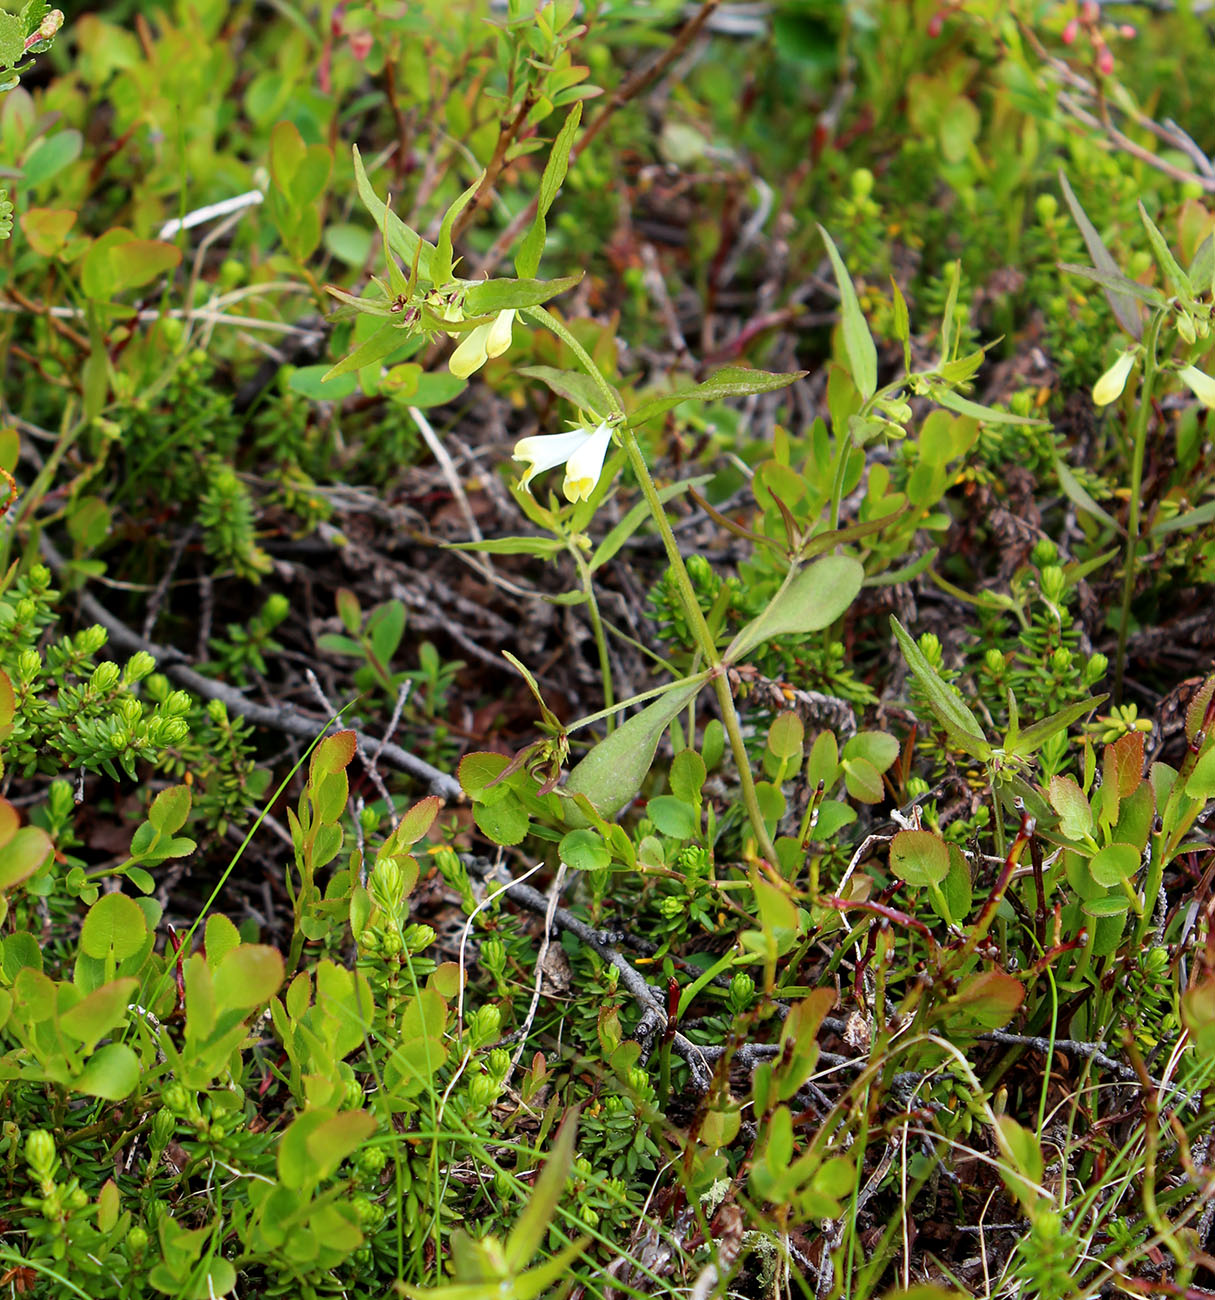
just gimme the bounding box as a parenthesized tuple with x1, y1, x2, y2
(158, 190, 265, 240)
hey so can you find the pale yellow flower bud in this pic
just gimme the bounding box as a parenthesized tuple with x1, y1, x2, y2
(1178, 364, 1215, 409)
(1092, 350, 1137, 406)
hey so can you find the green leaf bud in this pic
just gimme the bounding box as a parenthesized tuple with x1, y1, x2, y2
(728, 972, 756, 1014)
(404, 923, 436, 953)
(90, 661, 121, 693)
(487, 1048, 511, 1079)
(466, 1074, 497, 1109)
(25, 1130, 56, 1177)
(480, 938, 506, 974)
(122, 655, 155, 686)
(471, 1004, 501, 1045)
(1040, 565, 1066, 603)
(78, 625, 108, 655)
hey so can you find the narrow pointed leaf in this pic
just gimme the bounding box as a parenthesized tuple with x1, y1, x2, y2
(818, 225, 877, 398)
(434, 173, 483, 286)
(930, 385, 1047, 426)
(726, 555, 863, 662)
(631, 365, 805, 425)
(1054, 454, 1122, 533)
(323, 320, 408, 382)
(352, 145, 435, 281)
(891, 616, 991, 759)
(505, 1115, 578, 1270)
(1058, 171, 1143, 339)
(565, 678, 706, 819)
(463, 273, 582, 315)
(1139, 200, 1192, 296)
(1008, 694, 1107, 758)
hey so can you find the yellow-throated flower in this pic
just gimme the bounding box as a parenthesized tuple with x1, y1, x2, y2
(448, 309, 515, 378)
(513, 421, 614, 503)
(1092, 349, 1137, 406)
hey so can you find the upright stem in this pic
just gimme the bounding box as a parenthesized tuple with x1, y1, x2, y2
(527, 304, 781, 865)
(1115, 313, 1163, 705)
(573, 549, 614, 730)
(618, 426, 780, 867)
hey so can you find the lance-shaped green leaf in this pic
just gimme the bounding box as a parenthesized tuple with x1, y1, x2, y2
(890, 616, 991, 759)
(463, 273, 582, 316)
(928, 385, 1047, 426)
(433, 173, 483, 287)
(504, 1115, 578, 1271)
(323, 283, 397, 318)
(1057, 262, 1166, 309)
(517, 103, 582, 279)
(516, 364, 608, 416)
(818, 224, 877, 398)
(445, 535, 565, 558)
(323, 319, 409, 383)
(589, 475, 712, 572)
(1054, 453, 1122, 533)
(1151, 496, 1215, 538)
(1059, 171, 1143, 339)
(1190, 233, 1214, 297)
(631, 365, 806, 426)
(564, 678, 706, 819)
(352, 145, 435, 282)
(1139, 201, 1192, 297)
(939, 259, 962, 363)
(726, 555, 863, 662)
(1007, 694, 1107, 759)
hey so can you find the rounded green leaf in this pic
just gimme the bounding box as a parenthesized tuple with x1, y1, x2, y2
(80, 893, 147, 962)
(646, 796, 699, 840)
(843, 757, 884, 804)
(1082, 892, 1130, 918)
(213, 945, 284, 1011)
(74, 1042, 140, 1100)
(767, 711, 805, 761)
(842, 730, 900, 773)
(1088, 842, 1139, 888)
(889, 830, 949, 887)
(0, 825, 52, 891)
(558, 828, 610, 871)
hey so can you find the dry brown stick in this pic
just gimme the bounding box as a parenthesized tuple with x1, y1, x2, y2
(40, 534, 463, 800)
(472, 0, 723, 278)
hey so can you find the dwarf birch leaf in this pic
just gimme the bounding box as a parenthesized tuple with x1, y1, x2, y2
(889, 830, 949, 887)
(75, 1042, 141, 1101)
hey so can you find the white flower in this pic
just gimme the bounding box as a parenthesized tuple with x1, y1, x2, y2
(1092, 349, 1137, 406)
(1178, 364, 1215, 409)
(513, 421, 614, 503)
(448, 309, 515, 378)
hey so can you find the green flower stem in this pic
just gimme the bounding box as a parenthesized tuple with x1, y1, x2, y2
(524, 304, 621, 413)
(1115, 312, 1164, 705)
(528, 303, 781, 865)
(573, 549, 614, 730)
(619, 426, 780, 866)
